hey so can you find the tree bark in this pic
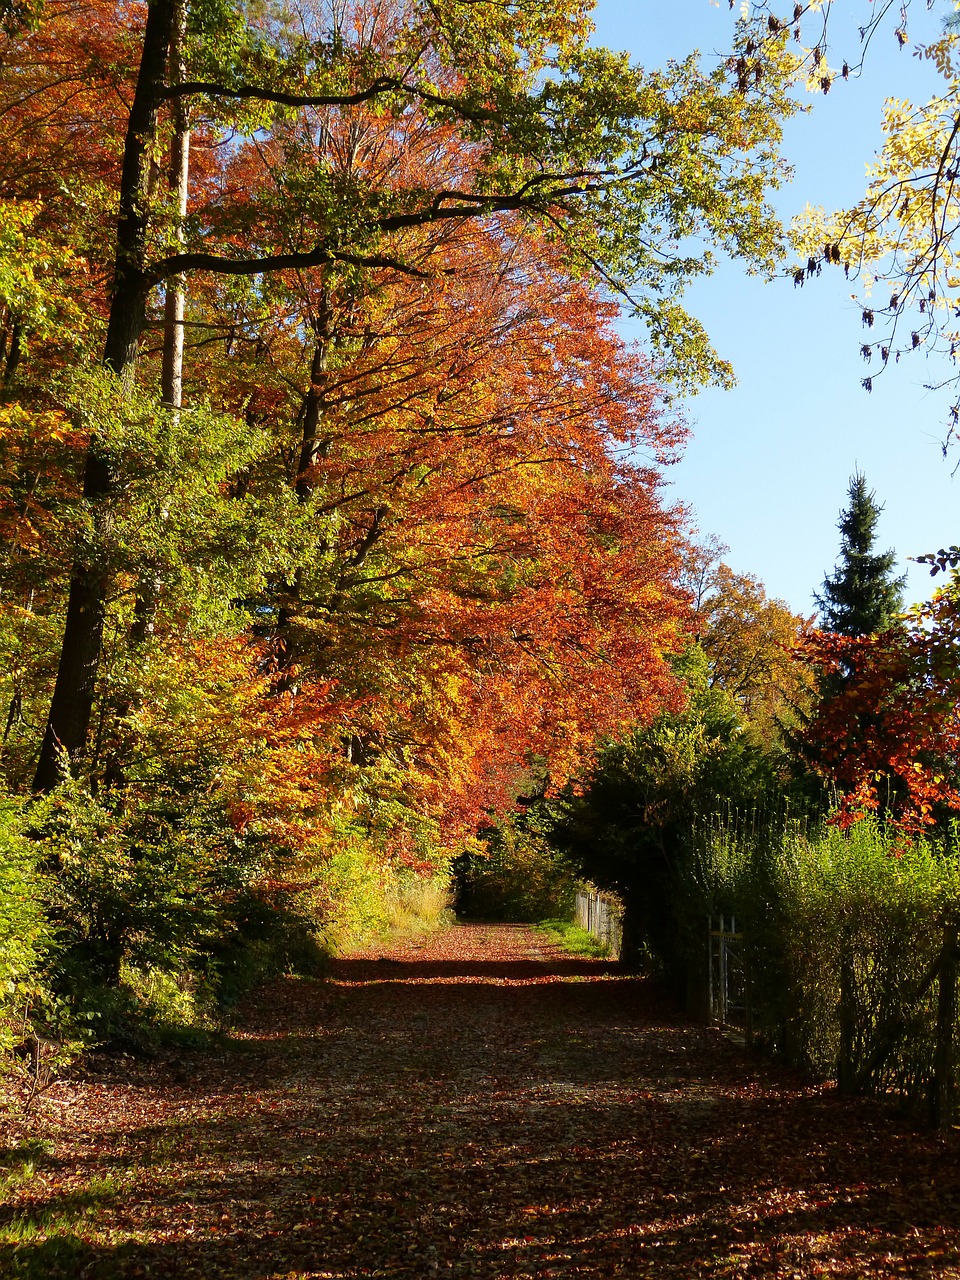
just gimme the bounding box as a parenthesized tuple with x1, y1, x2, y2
(161, 0, 189, 414)
(33, 0, 176, 792)
(618, 898, 646, 972)
(132, 0, 189, 646)
(295, 294, 334, 502)
(276, 297, 335, 657)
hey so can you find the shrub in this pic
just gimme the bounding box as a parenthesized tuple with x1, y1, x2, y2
(0, 801, 52, 1054)
(456, 815, 577, 922)
(686, 813, 960, 1112)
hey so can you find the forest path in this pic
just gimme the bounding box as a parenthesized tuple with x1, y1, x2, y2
(3, 921, 960, 1278)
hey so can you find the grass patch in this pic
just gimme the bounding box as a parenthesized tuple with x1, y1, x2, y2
(535, 918, 612, 959)
(0, 1169, 127, 1280)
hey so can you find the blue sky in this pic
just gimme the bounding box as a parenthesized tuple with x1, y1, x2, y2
(592, 0, 958, 617)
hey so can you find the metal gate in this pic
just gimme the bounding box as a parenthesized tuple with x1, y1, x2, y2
(708, 914, 750, 1034)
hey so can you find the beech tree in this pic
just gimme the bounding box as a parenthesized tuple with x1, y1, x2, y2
(0, 0, 811, 791)
(193, 225, 692, 852)
(683, 543, 815, 744)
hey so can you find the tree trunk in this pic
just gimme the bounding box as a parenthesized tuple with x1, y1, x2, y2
(33, 0, 175, 792)
(618, 898, 646, 972)
(295, 294, 334, 502)
(161, 0, 189, 414)
(276, 297, 335, 656)
(132, 0, 189, 645)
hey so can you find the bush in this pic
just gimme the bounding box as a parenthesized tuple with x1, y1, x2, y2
(0, 801, 53, 1054)
(686, 813, 960, 1112)
(305, 820, 455, 952)
(455, 815, 577, 922)
(0, 799, 90, 1091)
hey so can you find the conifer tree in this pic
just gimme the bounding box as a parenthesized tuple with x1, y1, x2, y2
(815, 472, 906, 638)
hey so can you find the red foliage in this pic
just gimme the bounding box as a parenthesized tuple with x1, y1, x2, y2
(799, 584, 960, 830)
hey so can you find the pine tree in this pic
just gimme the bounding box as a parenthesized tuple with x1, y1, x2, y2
(815, 472, 906, 637)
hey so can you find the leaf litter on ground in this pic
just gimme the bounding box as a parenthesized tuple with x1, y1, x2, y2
(1, 922, 959, 1278)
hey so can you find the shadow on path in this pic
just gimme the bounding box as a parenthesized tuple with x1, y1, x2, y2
(3, 923, 960, 1279)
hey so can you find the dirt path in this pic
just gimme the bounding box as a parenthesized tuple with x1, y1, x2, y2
(3, 922, 960, 1278)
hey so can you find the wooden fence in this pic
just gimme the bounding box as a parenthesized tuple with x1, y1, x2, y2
(574, 888, 623, 958)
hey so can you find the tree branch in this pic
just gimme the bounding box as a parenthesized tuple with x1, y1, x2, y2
(160, 75, 402, 107)
(145, 182, 600, 284)
(145, 247, 436, 285)
(160, 75, 501, 123)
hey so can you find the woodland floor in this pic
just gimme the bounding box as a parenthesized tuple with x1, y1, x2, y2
(2, 923, 960, 1279)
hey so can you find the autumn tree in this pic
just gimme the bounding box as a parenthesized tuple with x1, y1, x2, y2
(798, 575, 960, 830)
(0, 7, 696, 939)
(0, 0, 811, 790)
(788, 3, 960, 434)
(682, 543, 815, 744)
(218, 226, 691, 853)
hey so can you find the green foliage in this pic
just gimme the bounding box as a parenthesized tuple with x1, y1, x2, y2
(548, 647, 800, 984)
(0, 802, 51, 1052)
(686, 815, 960, 1108)
(0, 0, 43, 36)
(301, 810, 454, 952)
(0, 800, 90, 1092)
(456, 810, 578, 923)
(36, 780, 253, 985)
(63, 370, 298, 609)
(815, 471, 906, 638)
(16, 777, 327, 1049)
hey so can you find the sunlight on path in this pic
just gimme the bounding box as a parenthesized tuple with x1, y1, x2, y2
(2, 923, 960, 1279)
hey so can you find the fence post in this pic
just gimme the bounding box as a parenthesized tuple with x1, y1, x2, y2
(838, 938, 856, 1095)
(707, 916, 713, 1024)
(934, 915, 958, 1131)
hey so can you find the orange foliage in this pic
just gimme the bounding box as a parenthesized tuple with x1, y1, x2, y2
(237, 232, 691, 839)
(124, 634, 360, 853)
(0, 0, 138, 327)
(691, 559, 816, 742)
(3, 0, 692, 856)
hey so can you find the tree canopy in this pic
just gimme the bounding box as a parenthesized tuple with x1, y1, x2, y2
(0, 0, 815, 793)
(789, 1, 960, 437)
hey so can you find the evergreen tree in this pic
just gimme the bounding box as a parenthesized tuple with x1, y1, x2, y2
(815, 472, 906, 637)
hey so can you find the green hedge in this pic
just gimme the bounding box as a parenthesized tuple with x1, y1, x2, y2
(687, 816, 960, 1117)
